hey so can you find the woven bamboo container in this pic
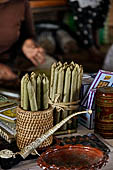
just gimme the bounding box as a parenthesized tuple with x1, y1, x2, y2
(16, 106, 54, 150)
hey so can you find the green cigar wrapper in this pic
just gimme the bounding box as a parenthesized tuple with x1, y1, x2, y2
(51, 67, 59, 102)
(55, 68, 64, 123)
(31, 72, 37, 92)
(42, 76, 49, 109)
(23, 75, 29, 110)
(62, 67, 71, 130)
(57, 68, 64, 102)
(70, 65, 77, 102)
(21, 75, 25, 108)
(37, 75, 42, 110)
(27, 80, 38, 111)
(50, 63, 56, 100)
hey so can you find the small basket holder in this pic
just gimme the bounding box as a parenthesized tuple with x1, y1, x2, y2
(16, 106, 54, 150)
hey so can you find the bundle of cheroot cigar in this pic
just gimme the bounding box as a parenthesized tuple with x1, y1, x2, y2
(21, 72, 49, 111)
(20, 61, 83, 115)
(50, 61, 83, 130)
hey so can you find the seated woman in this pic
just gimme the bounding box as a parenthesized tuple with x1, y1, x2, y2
(0, 0, 45, 80)
(68, 0, 110, 63)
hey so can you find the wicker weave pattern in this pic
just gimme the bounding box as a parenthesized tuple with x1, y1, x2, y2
(16, 106, 53, 149)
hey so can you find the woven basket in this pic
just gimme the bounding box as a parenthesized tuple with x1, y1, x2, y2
(16, 106, 54, 150)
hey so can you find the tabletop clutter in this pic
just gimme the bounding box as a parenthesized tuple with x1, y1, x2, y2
(0, 61, 113, 169)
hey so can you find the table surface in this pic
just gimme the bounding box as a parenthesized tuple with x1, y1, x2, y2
(2, 125, 113, 170)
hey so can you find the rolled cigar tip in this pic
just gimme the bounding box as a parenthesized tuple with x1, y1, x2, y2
(24, 73, 29, 78)
(51, 62, 56, 67)
(31, 72, 35, 75)
(42, 73, 46, 77)
(70, 61, 75, 65)
(57, 61, 62, 66)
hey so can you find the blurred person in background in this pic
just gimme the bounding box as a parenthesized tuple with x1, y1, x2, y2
(68, 0, 110, 63)
(102, 0, 113, 72)
(102, 45, 113, 71)
(0, 0, 45, 80)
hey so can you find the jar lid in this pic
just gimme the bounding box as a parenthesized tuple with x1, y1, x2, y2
(96, 87, 113, 97)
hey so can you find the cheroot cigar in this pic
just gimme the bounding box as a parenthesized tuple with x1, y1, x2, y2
(37, 75, 42, 110)
(56, 68, 64, 123)
(23, 74, 29, 110)
(21, 75, 25, 108)
(76, 64, 82, 100)
(70, 65, 78, 102)
(50, 63, 56, 100)
(62, 67, 71, 130)
(51, 67, 59, 102)
(57, 67, 64, 102)
(68, 64, 77, 129)
(27, 80, 38, 111)
(42, 76, 49, 109)
(30, 72, 37, 96)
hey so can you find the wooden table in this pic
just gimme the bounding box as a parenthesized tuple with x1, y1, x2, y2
(10, 125, 113, 170)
